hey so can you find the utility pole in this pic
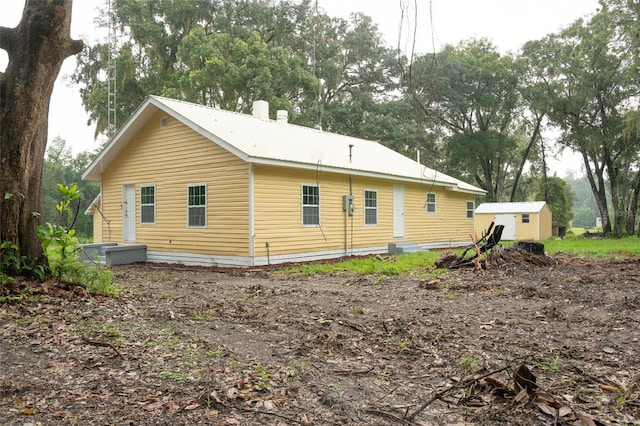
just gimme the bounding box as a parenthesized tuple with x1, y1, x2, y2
(107, 0, 117, 135)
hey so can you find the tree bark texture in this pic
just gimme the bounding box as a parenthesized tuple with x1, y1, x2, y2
(0, 0, 83, 270)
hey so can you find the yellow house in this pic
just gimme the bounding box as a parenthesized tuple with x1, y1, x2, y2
(474, 201, 552, 241)
(82, 96, 485, 267)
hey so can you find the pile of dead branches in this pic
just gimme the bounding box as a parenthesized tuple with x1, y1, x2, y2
(436, 222, 553, 270)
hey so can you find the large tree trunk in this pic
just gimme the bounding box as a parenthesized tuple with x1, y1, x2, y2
(510, 115, 542, 202)
(627, 170, 640, 236)
(581, 151, 612, 235)
(0, 0, 83, 273)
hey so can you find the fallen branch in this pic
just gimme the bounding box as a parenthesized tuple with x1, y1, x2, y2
(82, 337, 124, 359)
(405, 357, 527, 421)
(449, 223, 504, 269)
(334, 366, 375, 376)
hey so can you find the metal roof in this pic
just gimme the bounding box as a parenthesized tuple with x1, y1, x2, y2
(475, 201, 548, 214)
(83, 96, 485, 195)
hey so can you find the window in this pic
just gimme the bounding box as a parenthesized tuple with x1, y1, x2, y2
(426, 192, 436, 213)
(188, 184, 206, 227)
(522, 213, 530, 224)
(140, 185, 155, 224)
(302, 184, 320, 226)
(466, 201, 474, 219)
(364, 190, 378, 225)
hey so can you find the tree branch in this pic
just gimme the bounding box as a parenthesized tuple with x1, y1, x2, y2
(0, 26, 17, 53)
(65, 38, 84, 57)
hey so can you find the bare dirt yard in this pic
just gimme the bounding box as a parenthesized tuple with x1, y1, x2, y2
(1, 253, 639, 425)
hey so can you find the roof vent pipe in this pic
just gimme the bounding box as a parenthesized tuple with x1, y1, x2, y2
(276, 110, 288, 124)
(252, 100, 269, 121)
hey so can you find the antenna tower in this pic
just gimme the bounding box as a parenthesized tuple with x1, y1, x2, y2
(107, 0, 118, 135)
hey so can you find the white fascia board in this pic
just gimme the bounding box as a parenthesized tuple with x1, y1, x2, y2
(247, 156, 483, 193)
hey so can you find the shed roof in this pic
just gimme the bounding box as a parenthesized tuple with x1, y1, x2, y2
(83, 96, 485, 195)
(475, 201, 548, 214)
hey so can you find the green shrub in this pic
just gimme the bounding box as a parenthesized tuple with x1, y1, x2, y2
(37, 184, 116, 295)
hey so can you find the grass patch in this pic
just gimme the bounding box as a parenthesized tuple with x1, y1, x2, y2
(282, 251, 442, 276)
(543, 235, 640, 257)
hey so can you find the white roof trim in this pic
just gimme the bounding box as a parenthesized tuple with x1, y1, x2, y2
(475, 201, 548, 214)
(84, 193, 102, 215)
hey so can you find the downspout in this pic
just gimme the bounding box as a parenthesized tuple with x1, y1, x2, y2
(249, 163, 255, 266)
(100, 173, 106, 242)
(349, 174, 353, 252)
(344, 144, 354, 256)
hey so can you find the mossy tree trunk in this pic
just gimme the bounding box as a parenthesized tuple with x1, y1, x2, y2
(0, 0, 83, 273)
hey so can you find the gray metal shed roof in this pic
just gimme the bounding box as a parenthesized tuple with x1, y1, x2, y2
(475, 201, 548, 214)
(83, 96, 485, 195)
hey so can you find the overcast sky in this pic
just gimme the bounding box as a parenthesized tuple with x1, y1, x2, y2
(0, 0, 599, 174)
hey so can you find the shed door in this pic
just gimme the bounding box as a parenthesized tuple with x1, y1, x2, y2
(494, 214, 516, 240)
(393, 185, 405, 238)
(122, 184, 136, 242)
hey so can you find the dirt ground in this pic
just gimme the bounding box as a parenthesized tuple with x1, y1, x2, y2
(1, 253, 639, 425)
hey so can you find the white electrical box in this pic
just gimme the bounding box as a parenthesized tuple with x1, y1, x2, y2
(343, 195, 355, 215)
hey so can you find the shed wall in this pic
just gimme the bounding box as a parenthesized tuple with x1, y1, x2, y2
(474, 207, 553, 241)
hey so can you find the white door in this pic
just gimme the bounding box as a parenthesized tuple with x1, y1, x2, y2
(393, 185, 405, 238)
(122, 184, 136, 242)
(494, 214, 516, 240)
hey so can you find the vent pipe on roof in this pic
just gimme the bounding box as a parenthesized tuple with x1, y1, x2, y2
(252, 100, 269, 121)
(276, 110, 288, 124)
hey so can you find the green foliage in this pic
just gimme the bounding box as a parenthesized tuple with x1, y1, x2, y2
(536, 355, 562, 373)
(525, 5, 640, 235)
(0, 241, 21, 285)
(0, 240, 45, 284)
(572, 205, 598, 228)
(411, 39, 522, 200)
(37, 184, 116, 295)
(43, 137, 100, 240)
(535, 176, 574, 228)
(460, 356, 479, 372)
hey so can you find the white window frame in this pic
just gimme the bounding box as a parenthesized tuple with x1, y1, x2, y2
(426, 192, 436, 214)
(140, 184, 156, 225)
(466, 201, 474, 219)
(302, 184, 320, 226)
(364, 189, 378, 226)
(187, 184, 207, 228)
(522, 213, 530, 224)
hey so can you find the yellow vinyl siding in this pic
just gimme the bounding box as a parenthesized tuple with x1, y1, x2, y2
(539, 205, 552, 239)
(92, 212, 103, 243)
(402, 183, 475, 243)
(474, 213, 498, 238)
(101, 111, 250, 255)
(516, 212, 539, 240)
(252, 165, 475, 256)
